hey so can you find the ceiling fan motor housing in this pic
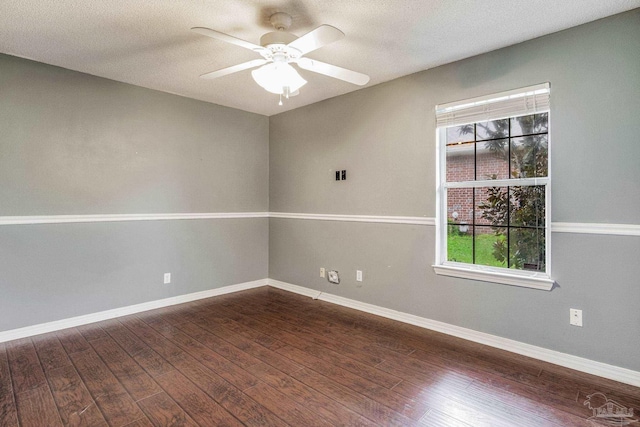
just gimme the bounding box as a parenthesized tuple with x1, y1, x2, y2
(260, 31, 298, 48)
(259, 12, 301, 59)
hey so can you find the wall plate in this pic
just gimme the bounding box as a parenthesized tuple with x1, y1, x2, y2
(327, 270, 340, 284)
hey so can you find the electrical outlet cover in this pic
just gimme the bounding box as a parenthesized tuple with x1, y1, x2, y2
(327, 270, 340, 284)
(570, 308, 583, 327)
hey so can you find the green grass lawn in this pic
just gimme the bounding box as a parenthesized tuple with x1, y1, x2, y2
(447, 230, 506, 267)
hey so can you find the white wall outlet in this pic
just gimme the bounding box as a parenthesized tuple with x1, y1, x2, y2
(320, 267, 325, 278)
(356, 270, 363, 282)
(570, 308, 582, 327)
(164, 273, 171, 284)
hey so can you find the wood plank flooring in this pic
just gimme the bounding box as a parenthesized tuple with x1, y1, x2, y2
(1, 286, 638, 426)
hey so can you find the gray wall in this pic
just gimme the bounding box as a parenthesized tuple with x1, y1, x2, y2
(269, 10, 640, 371)
(0, 53, 269, 331)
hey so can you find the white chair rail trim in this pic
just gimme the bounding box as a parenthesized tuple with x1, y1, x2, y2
(0, 213, 637, 236)
(269, 212, 435, 225)
(0, 212, 269, 225)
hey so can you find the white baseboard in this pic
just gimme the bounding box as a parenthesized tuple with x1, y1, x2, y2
(267, 279, 640, 388)
(3, 276, 638, 388)
(0, 279, 268, 343)
(268, 279, 323, 298)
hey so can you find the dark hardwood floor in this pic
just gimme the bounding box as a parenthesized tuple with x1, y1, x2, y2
(1, 286, 638, 426)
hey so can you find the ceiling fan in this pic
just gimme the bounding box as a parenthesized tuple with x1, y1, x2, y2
(192, 12, 370, 105)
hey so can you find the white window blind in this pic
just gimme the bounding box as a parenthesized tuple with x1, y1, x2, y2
(436, 83, 550, 128)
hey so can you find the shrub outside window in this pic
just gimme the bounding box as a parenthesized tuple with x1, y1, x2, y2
(434, 84, 554, 290)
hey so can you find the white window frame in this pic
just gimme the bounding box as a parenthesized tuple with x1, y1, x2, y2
(433, 83, 554, 290)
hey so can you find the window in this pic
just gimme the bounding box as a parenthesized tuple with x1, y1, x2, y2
(433, 84, 553, 290)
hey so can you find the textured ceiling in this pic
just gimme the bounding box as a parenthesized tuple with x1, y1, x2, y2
(1, 1, 638, 116)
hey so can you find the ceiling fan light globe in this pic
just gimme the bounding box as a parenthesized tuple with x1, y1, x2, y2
(251, 62, 307, 95)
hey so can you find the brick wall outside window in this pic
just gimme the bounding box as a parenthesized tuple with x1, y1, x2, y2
(446, 147, 509, 235)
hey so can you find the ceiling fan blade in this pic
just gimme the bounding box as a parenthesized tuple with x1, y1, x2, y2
(288, 25, 344, 56)
(200, 59, 268, 79)
(296, 58, 370, 86)
(191, 27, 265, 53)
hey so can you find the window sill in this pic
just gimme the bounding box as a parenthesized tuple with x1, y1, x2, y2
(432, 264, 554, 290)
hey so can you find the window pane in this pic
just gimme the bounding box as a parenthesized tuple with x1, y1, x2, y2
(509, 186, 546, 227)
(478, 139, 509, 180)
(447, 225, 473, 264)
(510, 134, 548, 178)
(439, 92, 550, 278)
(476, 119, 509, 141)
(446, 143, 475, 182)
(446, 125, 475, 144)
(508, 227, 546, 272)
(447, 188, 473, 224)
(475, 187, 508, 226)
(510, 113, 548, 137)
(474, 226, 507, 268)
